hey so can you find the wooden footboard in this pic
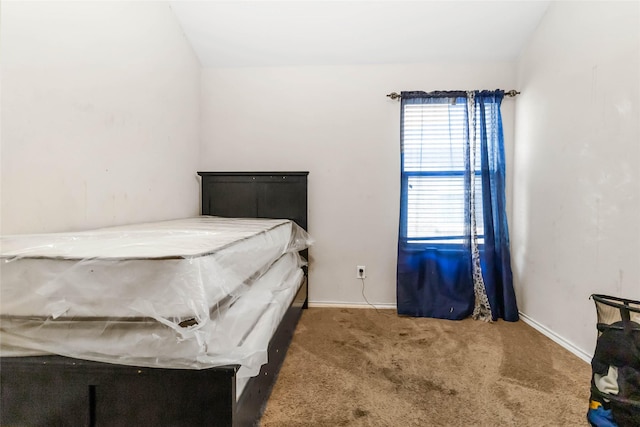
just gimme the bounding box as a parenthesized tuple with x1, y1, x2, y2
(0, 353, 238, 426)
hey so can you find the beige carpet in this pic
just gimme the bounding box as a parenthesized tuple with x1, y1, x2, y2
(261, 308, 592, 426)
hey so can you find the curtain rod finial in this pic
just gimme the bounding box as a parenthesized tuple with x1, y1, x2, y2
(387, 92, 402, 101)
(505, 90, 521, 97)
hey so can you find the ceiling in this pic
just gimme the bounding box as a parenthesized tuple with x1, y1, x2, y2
(170, 0, 551, 68)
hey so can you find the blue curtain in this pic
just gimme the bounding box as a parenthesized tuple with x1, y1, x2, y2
(397, 90, 519, 322)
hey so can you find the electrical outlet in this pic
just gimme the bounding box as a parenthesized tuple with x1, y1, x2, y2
(357, 265, 366, 279)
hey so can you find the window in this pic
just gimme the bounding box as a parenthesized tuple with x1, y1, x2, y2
(401, 98, 493, 244)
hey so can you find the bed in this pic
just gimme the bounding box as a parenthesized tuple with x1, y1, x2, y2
(0, 171, 310, 427)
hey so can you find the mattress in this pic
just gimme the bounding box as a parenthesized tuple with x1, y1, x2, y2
(0, 216, 311, 374)
(1, 216, 308, 319)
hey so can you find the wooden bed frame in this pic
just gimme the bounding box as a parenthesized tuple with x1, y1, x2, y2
(0, 171, 309, 427)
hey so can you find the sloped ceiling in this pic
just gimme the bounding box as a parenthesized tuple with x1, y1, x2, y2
(170, 0, 551, 67)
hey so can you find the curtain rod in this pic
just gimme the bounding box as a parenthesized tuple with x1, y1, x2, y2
(386, 90, 520, 100)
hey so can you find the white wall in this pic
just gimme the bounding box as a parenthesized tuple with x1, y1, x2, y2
(1, 1, 201, 234)
(513, 1, 640, 357)
(201, 63, 516, 306)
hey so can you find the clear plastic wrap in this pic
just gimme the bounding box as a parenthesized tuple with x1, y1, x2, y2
(0, 216, 312, 380)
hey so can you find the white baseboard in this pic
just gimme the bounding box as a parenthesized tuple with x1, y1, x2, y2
(518, 311, 592, 364)
(308, 301, 397, 310)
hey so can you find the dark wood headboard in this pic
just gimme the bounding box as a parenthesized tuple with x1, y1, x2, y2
(197, 172, 308, 231)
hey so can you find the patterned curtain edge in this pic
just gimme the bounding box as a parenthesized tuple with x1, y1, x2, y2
(467, 91, 493, 322)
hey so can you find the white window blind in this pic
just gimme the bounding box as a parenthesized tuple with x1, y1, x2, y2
(402, 101, 489, 244)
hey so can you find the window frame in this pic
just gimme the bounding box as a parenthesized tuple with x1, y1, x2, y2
(400, 99, 487, 247)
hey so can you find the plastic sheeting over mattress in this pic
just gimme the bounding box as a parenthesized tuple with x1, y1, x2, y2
(0, 216, 312, 377)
